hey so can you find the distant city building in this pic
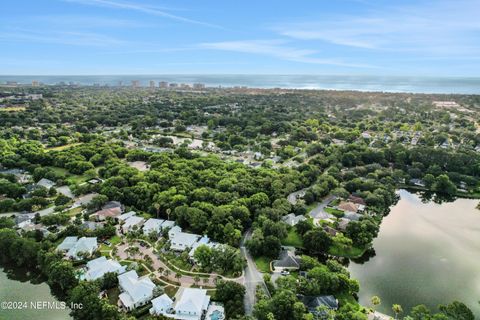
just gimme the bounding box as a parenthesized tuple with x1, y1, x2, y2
(149, 80, 156, 88)
(118, 81, 123, 87)
(6, 81, 18, 86)
(169, 83, 178, 88)
(132, 80, 140, 88)
(159, 81, 168, 88)
(193, 83, 205, 89)
(32, 80, 39, 87)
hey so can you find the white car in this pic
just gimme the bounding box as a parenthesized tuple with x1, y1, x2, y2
(280, 270, 290, 276)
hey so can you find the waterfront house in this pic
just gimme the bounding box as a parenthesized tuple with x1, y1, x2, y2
(118, 270, 155, 311)
(84, 256, 126, 281)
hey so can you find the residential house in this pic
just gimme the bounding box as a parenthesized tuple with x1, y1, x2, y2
(56, 236, 98, 260)
(337, 218, 351, 231)
(122, 216, 145, 233)
(188, 236, 217, 260)
(149, 294, 173, 316)
(143, 218, 164, 236)
(103, 201, 124, 211)
(299, 295, 339, 317)
(160, 220, 176, 231)
(118, 211, 137, 222)
(282, 213, 307, 226)
(168, 225, 182, 239)
(273, 250, 301, 271)
(36, 178, 55, 189)
(343, 211, 362, 221)
(337, 201, 359, 213)
(92, 207, 123, 221)
(173, 288, 211, 320)
(118, 270, 155, 311)
(409, 178, 425, 187)
(84, 256, 126, 281)
(170, 232, 200, 252)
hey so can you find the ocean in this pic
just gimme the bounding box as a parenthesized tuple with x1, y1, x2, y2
(1, 75, 479, 94)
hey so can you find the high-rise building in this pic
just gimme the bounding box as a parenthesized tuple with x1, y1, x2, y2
(169, 83, 178, 88)
(32, 80, 39, 87)
(149, 80, 156, 88)
(159, 81, 168, 89)
(118, 81, 123, 87)
(193, 83, 205, 90)
(132, 80, 140, 88)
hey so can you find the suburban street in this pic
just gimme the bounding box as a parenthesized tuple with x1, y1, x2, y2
(240, 229, 271, 315)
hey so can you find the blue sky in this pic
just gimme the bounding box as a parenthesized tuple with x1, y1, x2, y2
(1, 0, 480, 76)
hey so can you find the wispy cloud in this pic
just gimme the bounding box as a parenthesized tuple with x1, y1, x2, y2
(276, 0, 480, 55)
(33, 14, 149, 28)
(0, 29, 126, 47)
(200, 40, 374, 68)
(65, 0, 223, 29)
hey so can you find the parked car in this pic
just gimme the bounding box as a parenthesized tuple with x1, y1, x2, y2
(280, 270, 290, 276)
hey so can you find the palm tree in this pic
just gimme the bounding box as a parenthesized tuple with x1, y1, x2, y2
(202, 277, 209, 285)
(164, 269, 171, 278)
(158, 267, 165, 275)
(392, 304, 403, 319)
(166, 208, 171, 220)
(175, 273, 181, 283)
(371, 296, 381, 312)
(193, 275, 200, 286)
(153, 202, 160, 218)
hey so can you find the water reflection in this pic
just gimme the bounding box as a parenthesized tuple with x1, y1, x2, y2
(348, 189, 480, 317)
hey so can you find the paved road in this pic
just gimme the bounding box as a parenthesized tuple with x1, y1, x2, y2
(309, 195, 336, 221)
(241, 229, 271, 316)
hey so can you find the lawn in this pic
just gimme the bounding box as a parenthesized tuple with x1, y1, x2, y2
(281, 229, 304, 248)
(328, 243, 366, 258)
(65, 206, 83, 217)
(254, 256, 272, 273)
(325, 207, 345, 218)
(0, 106, 26, 112)
(45, 143, 83, 152)
(163, 285, 178, 298)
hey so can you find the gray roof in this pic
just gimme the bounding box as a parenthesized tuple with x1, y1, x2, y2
(300, 295, 338, 313)
(274, 252, 301, 269)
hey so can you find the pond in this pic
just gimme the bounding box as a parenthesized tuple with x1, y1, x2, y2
(0, 267, 72, 320)
(349, 189, 480, 317)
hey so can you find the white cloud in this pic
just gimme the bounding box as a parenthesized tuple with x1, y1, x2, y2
(65, 0, 223, 29)
(0, 29, 126, 47)
(276, 0, 480, 55)
(200, 40, 374, 68)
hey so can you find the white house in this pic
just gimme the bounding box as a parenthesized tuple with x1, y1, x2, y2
(118, 270, 155, 311)
(57, 237, 98, 260)
(168, 225, 182, 239)
(149, 294, 174, 316)
(173, 288, 211, 320)
(170, 232, 200, 252)
(282, 213, 307, 226)
(118, 211, 137, 222)
(188, 236, 217, 260)
(143, 218, 164, 235)
(160, 220, 176, 230)
(37, 178, 55, 189)
(122, 216, 145, 233)
(84, 256, 126, 281)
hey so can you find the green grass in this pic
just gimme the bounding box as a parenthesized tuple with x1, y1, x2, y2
(45, 143, 83, 152)
(0, 106, 26, 112)
(325, 207, 345, 218)
(328, 243, 366, 258)
(281, 229, 304, 248)
(163, 286, 178, 298)
(65, 207, 83, 217)
(254, 256, 272, 273)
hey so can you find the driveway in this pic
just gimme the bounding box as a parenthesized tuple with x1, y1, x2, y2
(309, 195, 336, 221)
